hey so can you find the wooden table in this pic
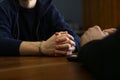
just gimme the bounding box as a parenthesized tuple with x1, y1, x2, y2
(0, 57, 95, 80)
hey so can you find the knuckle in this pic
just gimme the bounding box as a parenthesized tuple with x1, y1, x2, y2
(66, 44, 71, 49)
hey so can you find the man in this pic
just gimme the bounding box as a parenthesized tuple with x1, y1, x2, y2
(78, 25, 120, 80)
(0, 0, 80, 56)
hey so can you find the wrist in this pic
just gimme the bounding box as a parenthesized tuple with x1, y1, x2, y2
(38, 41, 46, 55)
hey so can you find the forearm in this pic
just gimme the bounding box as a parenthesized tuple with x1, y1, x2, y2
(19, 41, 42, 56)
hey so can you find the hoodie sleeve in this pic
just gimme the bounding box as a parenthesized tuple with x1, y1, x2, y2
(47, 4, 80, 52)
(0, 38, 22, 56)
(0, 5, 22, 56)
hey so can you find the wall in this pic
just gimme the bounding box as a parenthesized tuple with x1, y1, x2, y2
(83, 0, 120, 30)
(53, 0, 83, 30)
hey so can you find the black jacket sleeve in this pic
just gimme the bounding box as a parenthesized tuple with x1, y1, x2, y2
(78, 29, 120, 80)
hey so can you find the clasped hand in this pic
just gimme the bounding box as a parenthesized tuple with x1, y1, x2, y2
(40, 31, 76, 56)
(80, 25, 117, 47)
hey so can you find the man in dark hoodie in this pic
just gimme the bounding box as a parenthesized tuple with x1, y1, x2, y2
(0, 0, 80, 56)
(78, 25, 120, 80)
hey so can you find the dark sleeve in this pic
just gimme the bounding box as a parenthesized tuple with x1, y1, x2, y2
(48, 4, 80, 52)
(78, 29, 120, 79)
(0, 38, 22, 56)
(0, 6, 22, 56)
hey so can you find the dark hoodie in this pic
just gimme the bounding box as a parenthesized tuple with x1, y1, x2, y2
(0, 0, 80, 56)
